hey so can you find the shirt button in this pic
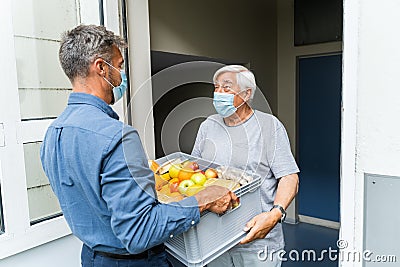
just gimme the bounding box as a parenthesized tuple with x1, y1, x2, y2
(191, 220, 195, 225)
(170, 234, 174, 238)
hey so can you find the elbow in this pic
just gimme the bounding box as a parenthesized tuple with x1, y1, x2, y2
(286, 173, 299, 195)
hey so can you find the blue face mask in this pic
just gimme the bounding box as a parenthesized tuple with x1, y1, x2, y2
(213, 92, 245, 118)
(103, 61, 128, 104)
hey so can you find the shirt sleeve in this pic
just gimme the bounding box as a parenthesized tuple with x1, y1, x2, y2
(269, 121, 300, 179)
(100, 126, 200, 254)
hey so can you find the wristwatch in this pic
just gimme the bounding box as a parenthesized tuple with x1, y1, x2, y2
(270, 204, 286, 223)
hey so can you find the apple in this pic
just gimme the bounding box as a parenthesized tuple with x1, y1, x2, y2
(204, 168, 218, 179)
(190, 172, 207, 186)
(178, 180, 195, 195)
(182, 160, 199, 171)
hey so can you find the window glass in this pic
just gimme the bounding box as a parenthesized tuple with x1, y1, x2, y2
(12, 0, 78, 120)
(24, 142, 61, 224)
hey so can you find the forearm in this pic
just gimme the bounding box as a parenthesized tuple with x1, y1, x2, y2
(111, 196, 200, 254)
(273, 173, 299, 210)
(240, 173, 299, 244)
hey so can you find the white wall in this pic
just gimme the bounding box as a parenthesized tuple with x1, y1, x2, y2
(0, 235, 82, 267)
(356, 1, 400, 178)
(341, 0, 400, 266)
(125, 0, 156, 159)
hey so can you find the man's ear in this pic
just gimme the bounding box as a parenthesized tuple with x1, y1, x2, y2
(94, 58, 105, 75)
(245, 89, 252, 101)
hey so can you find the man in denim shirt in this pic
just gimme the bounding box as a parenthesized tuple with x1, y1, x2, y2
(40, 25, 237, 267)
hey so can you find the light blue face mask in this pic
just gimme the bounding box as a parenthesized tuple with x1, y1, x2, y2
(213, 92, 245, 118)
(103, 61, 128, 104)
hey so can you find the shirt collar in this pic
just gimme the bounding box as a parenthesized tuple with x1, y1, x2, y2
(68, 92, 120, 120)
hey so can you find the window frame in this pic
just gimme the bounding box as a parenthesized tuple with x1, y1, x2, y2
(0, 0, 125, 259)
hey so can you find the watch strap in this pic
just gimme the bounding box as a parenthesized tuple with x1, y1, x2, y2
(270, 204, 286, 223)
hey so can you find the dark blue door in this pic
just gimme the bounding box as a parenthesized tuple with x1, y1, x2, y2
(298, 54, 342, 222)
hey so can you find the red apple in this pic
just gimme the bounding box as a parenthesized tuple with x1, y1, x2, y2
(182, 161, 199, 171)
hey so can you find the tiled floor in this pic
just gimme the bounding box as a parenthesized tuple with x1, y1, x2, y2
(168, 222, 339, 266)
(282, 222, 339, 267)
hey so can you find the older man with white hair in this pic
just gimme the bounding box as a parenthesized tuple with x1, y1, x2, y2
(192, 65, 299, 267)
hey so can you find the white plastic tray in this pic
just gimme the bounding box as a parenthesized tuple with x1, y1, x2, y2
(155, 152, 262, 267)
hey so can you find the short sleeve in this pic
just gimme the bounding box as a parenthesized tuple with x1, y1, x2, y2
(269, 122, 300, 179)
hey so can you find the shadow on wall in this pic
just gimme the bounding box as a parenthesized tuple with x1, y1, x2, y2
(151, 51, 239, 158)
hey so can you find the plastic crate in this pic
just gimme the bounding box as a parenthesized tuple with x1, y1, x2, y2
(155, 152, 262, 267)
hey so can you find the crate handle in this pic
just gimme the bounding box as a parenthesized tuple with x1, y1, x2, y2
(218, 202, 241, 217)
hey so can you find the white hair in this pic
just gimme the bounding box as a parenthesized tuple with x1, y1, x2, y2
(213, 65, 256, 101)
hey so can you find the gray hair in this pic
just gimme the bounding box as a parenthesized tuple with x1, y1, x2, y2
(59, 24, 127, 81)
(213, 65, 257, 101)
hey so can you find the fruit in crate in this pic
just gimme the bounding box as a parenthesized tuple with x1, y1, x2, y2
(178, 180, 195, 195)
(182, 160, 199, 171)
(157, 183, 184, 202)
(148, 160, 168, 191)
(154, 174, 168, 191)
(177, 160, 200, 181)
(169, 178, 180, 193)
(155, 158, 181, 175)
(152, 157, 254, 202)
(149, 160, 159, 172)
(204, 168, 218, 179)
(157, 184, 184, 202)
(190, 172, 207, 186)
(178, 167, 196, 181)
(160, 172, 171, 181)
(168, 164, 181, 179)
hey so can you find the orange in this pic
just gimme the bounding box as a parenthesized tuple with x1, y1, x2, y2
(178, 167, 195, 181)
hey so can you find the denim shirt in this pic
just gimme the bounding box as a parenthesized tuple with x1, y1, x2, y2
(40, 92, 200, 254)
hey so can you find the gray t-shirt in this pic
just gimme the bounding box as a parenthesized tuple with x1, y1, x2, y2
(191, 110, 299, 251)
